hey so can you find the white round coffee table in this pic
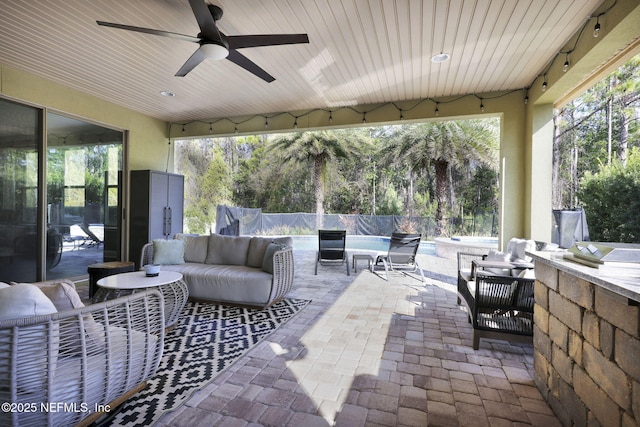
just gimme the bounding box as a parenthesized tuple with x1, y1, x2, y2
(97, 270, 188, 329)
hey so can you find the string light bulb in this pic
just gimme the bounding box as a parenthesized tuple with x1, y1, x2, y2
(362, 112, 367, 123)
(234, 125, 238, 134)
(542, 76, 548, 92)
(400, 110, 404, 120)
(264, 117, 269, 129)
(182, 124, 185, 133)
(328, 111, 333, 124)
(293, 117, 298, 129)
(209, 123, 213, 132)
(563, 54, 570, 72)
(435, 104, 439, 117)
(480, 99, 485, 112)
(593, 16, 601, 37)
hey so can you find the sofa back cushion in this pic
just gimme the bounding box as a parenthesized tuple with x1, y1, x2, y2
(177, 234, 209, 263)
(205, 234, 251, 266)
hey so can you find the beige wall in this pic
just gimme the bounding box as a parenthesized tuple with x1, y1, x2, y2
(0, 64, 169, 171)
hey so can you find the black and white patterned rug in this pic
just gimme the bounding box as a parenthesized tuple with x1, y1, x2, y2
(106, 298, 310, 427)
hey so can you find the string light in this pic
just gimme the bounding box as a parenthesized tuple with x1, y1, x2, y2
(234, 125, 238, 134)
(328, 111, 333, 123)
(542, 75, 548, 92)
(182, 124, 185, 133)
(563, 53, 570, 72)
(593, 16, 601, 37)
(362, 112, 367, 123)
(209, 122, 213, 132)
(400, 110, 404, 120)
(435, 103, 439, 117)
(479, 99, 485, 112)
(293, 117, 298, 129)
(264, 117, 269, 129)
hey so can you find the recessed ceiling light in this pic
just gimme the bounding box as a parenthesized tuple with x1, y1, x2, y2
(159, 90, 175, 97)
(431, 53, 450, 63)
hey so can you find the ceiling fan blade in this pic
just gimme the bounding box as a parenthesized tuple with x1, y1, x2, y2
(96, 21, 200, 43)
(226, 50, 275, 83)
(188, 0, 219, 41)
(175, 48, 207, 77)
(227, 34, 309, 50)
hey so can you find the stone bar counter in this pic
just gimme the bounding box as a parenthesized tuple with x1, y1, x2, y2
(529, 250, 640, 427)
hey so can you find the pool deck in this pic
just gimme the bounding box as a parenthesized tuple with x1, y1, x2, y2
(158, 249, 558, 426)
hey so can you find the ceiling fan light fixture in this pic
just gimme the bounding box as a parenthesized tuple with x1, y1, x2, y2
(431, 53, 450, 63)
(200, 42, 229, 60)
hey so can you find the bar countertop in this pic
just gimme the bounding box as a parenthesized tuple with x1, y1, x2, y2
(529, 250, 640, 304)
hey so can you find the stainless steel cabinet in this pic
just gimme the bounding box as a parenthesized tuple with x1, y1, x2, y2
(129, 170, 184, 268)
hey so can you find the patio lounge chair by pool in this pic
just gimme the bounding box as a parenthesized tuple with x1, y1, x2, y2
(315, 230, 350, 275)
(375, 232, 425, 283)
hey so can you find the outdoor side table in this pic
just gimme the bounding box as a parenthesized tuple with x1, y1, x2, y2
(95, 270, 188, 330)
(87, 261, 135, 298)
(352, 254, 374, 273)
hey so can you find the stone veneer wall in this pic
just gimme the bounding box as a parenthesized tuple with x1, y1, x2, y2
(533, 261, 640, 426)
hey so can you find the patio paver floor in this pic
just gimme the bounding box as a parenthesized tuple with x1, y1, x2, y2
(144, 250, 561, 426)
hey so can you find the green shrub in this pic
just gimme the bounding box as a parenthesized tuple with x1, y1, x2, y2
(578, 148, 640, 242)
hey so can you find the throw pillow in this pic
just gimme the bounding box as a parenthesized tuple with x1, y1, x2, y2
(262, 243, 287, 274)
(484, 249, 511, 275)
(0, 283, 58, 320)
(0, 283, 59, 393)
(153, 239, 185, 265)
(29, 280, 105, 355)
(33, 279, 84, 312)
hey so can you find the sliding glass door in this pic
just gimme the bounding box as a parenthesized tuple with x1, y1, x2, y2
(0, 98, 41, 282)
(0, 98, 124, 282)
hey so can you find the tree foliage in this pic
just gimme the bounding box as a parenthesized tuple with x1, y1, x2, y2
(578, 148, 640, 243)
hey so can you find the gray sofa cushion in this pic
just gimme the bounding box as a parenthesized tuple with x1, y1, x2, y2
(179, 234, 209, 264)
(262, 243, 288, 274)
(247, 237, 272, 268)
(161, 263, 273, 305)
(205, 234, 251, 266)
(246, 236, 294, 268)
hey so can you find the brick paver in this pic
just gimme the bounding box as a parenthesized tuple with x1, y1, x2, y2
(155, 251, 561, 426)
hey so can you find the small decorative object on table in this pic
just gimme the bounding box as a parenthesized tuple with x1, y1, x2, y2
(144, 264, 161, 277)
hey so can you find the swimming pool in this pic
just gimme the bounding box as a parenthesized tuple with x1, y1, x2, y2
(289, 235, 436, 255)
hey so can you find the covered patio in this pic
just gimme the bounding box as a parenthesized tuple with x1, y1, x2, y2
(1, 0, 639, 425)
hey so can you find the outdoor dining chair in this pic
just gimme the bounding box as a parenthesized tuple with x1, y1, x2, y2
(375, 232, 425, 282)
(315, 230, 350, 275)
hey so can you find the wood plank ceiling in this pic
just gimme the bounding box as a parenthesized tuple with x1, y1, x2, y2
(0, 0, 605, 123)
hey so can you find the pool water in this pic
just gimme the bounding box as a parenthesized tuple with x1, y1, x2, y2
(290, 235, 436, 255)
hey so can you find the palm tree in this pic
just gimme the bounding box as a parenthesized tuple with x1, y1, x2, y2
(269, 129, 368, 228)
(388, 120, 498, 236)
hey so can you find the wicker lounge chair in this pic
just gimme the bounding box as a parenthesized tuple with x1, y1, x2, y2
(375, 232, 425, 282)
(315, 230, 350, 275)
(0, 289, 165, 427)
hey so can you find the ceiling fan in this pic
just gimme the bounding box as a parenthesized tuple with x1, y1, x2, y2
(97, 0, 309, 82)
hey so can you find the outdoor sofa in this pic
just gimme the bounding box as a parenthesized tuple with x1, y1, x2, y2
(0, 280, 164, 427)
(141, 233, 295, 309)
